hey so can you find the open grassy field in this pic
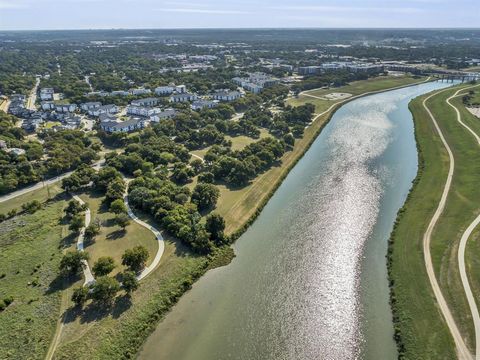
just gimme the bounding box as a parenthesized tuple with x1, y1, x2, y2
(1, 183, 63, 215)
(388, 84, 480, 358)
(217, 75, 427, 234)
(0, 200, 71, 360)
(77, 192, 158, 276)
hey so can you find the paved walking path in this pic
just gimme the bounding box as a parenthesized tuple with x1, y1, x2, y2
(421, 85, 479, 360)
(72, 195, 95, 286)
(123, 187, 165, 281)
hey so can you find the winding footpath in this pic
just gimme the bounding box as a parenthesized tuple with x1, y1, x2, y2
(72, 195, 95, 285)
(422, 84, 480, 360)
(449, 84, 480, 359)
(123, 186, 165, 281)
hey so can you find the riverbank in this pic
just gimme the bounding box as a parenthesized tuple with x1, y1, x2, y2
(1, 75, 426, 359)
(388, 84, 480, 358)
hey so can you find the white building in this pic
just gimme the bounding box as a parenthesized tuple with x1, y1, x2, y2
(100, 117, 147, 133)
(212, 90, 243, 102)
(126, 105, 162, 117)
(129, 88, 152, 96)
(41, 101, 55, 111)
(131, 97, 159, 107)
(55, 103, 77, 113)
(149, 108, 177, 122)
(80, 102, 102, 111)
(39, 88, 54, 101)
(88, 104, 118, 117)
(191, 100, 218, 111)
(170, 93, 197, 103)
(155, 86, 175, 95)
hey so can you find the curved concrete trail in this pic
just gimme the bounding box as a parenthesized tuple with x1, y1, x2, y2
(72, 195, 95, 286)
(448, 85, 480, 359)
(123, 187, 165, 281)
(422, 86, 478, 360)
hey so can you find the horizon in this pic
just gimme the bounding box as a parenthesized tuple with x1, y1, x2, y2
(0, 0, 479, 30)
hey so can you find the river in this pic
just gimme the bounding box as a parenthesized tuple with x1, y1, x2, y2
(138, 81, 453, 360)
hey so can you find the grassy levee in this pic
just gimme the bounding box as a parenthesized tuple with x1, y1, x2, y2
(0, 200, 70, 359)
(388, 85, 480, 358)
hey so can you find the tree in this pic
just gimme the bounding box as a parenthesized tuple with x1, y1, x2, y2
(84, 221, 100, 241)
(191, 183, 220, 211)
(69, 214, 84, 233)
(109, 199, 127, 214)
(115, 213, 130, 230)
(60, 250, 89, 275)
(64, 199, 87, 219)
(90, 276, 120, 305)
(92, 256, 116, 277)
(71, 286, 89, 307)
(122, 246, 149, 272)
(105, 178, 126, 203)
(206, 213, 226, 245)
(121, 271, 139, 294)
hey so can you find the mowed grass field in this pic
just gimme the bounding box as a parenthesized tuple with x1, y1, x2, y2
(0, 200, 70, 360)
(389, 84, 480, 358)
(217, 75, 427, 234)
(78, 192, 158, 276)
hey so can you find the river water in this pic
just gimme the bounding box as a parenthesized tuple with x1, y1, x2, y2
(138, 81, 453, 360)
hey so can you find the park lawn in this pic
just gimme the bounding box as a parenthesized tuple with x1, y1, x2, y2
(225, 128, 271, 151)
(388, 85, 480, 359)
(0, 200, 71, 360)
(217, 75, 427, 235)
(1, 182, 64, 215)
(77, 192, 158, 276)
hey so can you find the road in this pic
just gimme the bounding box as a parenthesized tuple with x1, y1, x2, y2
(421, 86, 476, 360)
(0, 159, 105, 204)
(26, 77, 40, 111)
(84, 75, 93, 92)
(0, 98, 10, 113)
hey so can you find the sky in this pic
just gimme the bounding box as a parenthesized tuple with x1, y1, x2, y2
(0, 0, 479, 30)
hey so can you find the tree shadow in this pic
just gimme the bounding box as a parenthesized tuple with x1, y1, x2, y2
(59, 232, 77, 249)
(111, 294, 132, 319)
(106, 229, 126, 240)
(45, 272, 80, 295)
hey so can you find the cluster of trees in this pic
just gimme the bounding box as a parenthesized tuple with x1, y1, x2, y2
(128, 175, 226, 253)
(64, 199, 87, 233)
(205, 137, 287, 187)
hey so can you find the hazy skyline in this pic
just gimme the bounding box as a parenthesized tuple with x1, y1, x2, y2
(0, 0, 479, 30)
